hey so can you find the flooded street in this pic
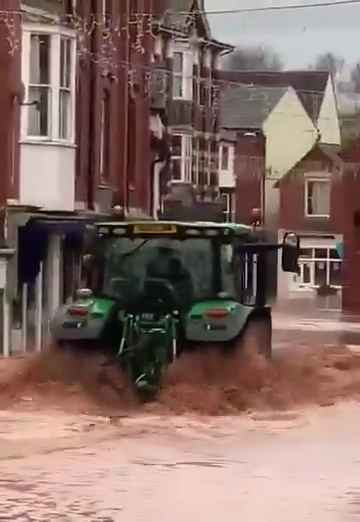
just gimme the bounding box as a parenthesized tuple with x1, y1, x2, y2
(1, 312, 360, 520)
(1, 406, 360, 521)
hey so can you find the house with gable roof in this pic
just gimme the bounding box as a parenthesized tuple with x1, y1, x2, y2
(218, 82, 318, 226)
(218, 70, 341, 226)
(218, 70, 343, 308)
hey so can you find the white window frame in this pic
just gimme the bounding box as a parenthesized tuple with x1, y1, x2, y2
(172, 43, 193, 101)
(305, 177, 331, 218)
(21, 23, 77, 145)
(291, 246, 342, 291)
(221, 192, 235, 223)
(171, 133, 192, 183)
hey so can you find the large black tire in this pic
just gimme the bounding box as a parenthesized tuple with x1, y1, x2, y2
(240, 315, 272, 359)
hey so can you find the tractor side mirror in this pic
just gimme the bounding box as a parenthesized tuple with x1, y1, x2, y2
(282, 232, 300, 273)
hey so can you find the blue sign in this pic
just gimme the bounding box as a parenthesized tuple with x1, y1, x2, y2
(335, 241, 344, 259)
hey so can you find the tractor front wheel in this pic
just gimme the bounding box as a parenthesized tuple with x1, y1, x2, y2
(240, 315, 272, 359)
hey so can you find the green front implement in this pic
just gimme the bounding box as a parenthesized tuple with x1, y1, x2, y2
(117, 309, 178, 399)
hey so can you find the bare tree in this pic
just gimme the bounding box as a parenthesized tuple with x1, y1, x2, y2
(224, 45, 284, 71)
(310, 52, 345, 77)
(351, 63, 360, 93)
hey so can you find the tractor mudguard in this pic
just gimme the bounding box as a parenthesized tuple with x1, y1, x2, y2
(185, 300, 262, 343)
(50, 297, 118, 342)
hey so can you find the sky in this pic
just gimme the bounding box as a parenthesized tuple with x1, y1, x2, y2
(204, 0, 360, 70)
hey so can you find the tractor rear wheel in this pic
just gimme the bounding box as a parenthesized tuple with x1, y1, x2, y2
(240, 315, 272, 359)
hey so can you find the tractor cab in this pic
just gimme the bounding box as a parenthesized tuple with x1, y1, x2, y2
(82, 221, 299, 311)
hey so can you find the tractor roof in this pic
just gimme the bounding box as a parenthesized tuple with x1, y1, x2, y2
(95, 220, 252, 239)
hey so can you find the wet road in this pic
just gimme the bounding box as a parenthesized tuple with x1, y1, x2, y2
(1, 405, 360, 521)
(2, 311, 360, 521)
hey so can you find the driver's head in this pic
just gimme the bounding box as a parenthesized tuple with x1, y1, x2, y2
(169, 257, 182, 273)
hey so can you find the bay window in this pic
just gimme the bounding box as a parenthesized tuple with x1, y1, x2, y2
(22, 26, 76, 143)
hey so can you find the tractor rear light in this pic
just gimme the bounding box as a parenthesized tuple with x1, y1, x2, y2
(68, 307, 89, 317)
(205, 309, 229, 319)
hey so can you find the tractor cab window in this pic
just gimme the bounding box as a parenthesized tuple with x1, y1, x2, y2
(232, 251, 258, 305)
(220, 244, 236, 297)
(102, 237, 214, 308)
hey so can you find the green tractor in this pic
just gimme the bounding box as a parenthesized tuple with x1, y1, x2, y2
(51, 220, 299, 399)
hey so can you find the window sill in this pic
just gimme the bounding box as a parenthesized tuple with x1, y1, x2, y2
(305, 214, 330, 219)
(20, 139, 77, 149)
(172, 96, 193, 102)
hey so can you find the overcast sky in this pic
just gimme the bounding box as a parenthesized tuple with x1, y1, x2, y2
(205, 0, 360, 69)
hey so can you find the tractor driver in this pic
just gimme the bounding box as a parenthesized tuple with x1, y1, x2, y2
(146, 246, 194, 309)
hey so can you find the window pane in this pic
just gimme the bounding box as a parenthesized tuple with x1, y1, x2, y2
(330, 261, 342, 286)
(171, 135, 182, 156)
(302, 263, 311, 284)
(315, 260, 327, 286)
(173, 76, 183, 98)
(59, 90, 71, 139)
(300, 248, 312, 259)
(28, 86, 50, 136)
(307, 181, 330, 215)
(30, 34, 50, 85)
(184, 136, 192, 158)
(60, 38, 71, 88)
(330, 248, 340, 260)
(173, 52, 183, 74)
(172, 158, 182, 180)
(315, 248, 328, 258)
(221, 146, 229, 170)
(184, 158, 192, 182)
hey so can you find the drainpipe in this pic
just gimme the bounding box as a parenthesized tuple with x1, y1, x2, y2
(151, 156, 164, 219)
(87, 0, 97, 211)
(122, 0, 130, 213)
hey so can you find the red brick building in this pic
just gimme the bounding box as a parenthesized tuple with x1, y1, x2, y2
(276, 144, 343, 307)
(0, 0, 171, 355)
(73, 0, 161, 216)
(277, 141, 360, 312)
(336, 140, 360, 311)
(154, 0, 233, 219)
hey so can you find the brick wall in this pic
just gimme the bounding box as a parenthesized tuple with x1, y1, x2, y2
(234, 132, 265, 225)
(0, 1, 21, 205)
(74, 0, 153, 215)
(279, 147, 341, 233)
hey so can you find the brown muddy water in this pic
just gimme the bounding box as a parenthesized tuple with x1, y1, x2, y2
(1, 405, 360, 521)
(1, 338, 360, 520)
